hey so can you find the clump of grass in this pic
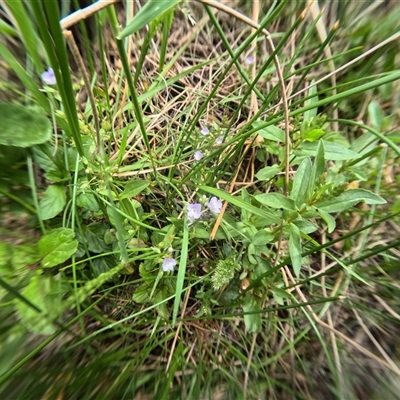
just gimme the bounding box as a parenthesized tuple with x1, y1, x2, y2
(0, 1, 400, 399)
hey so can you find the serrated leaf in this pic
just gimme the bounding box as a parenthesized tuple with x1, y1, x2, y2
(0, 103, 52, 147)
(295, 141, 358, 160)
(76, 193, 99, 212)
(118, 0, 181, 39)
(289, 223, 302, 276)
(132, 283, 150, 303)
(243, 293, 262, 333)
(39, 184, 66, 220)
(255, 164, 281, 181)
(253, 121, 285, 142)
(120, 179, 149, 200)
(84, 223, 111, 253)
(15, 274, 62, 335)
(291, 158, 312, 207)
(255, 192, 296, 211)
(39, 228, 78, 268)
(314, 189, 386, 213)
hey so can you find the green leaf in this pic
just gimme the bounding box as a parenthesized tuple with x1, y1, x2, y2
(293, 220, 318, 234)
(84, 223, 111, 253)
(15, 274, 63, 335)
(368, 100, 383, 130)
(309, 140, 325, 197)
(118, 0, 181, 39)
(132, 283, 150, 303)
(0, 103, 52, 147)
(243, 293, 262, 333)
(303, 82, 318, 123)
(303, 128, 325, 142)
(295, 140, 358, 160)
(253, 121, 284, 142)
(120, 179, 149, 200)
(39, 185, 66, 220)
(291, 158, 312, 207)
(255, 164, 281, 181)
(39, 228, 78, 268)
(199, 186, 280, 225)
(314, 189, 386, 213)
(255, 192, 296, 211)
(289, 223, 302, 276)
(252, 230, 274, 246)
(316, 208, 336, 233)
(76, 193, 99, 212)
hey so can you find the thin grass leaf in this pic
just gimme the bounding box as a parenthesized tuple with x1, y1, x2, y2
(172, 216, 189, 326)
(118, 0, 181, 39)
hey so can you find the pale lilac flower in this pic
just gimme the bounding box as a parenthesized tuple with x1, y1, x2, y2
(187, 203, 202, 223)
(245, 55, 254, 65)
(207, 197, 223, 214)
(41, 68, 56, 85)
(162, 258, 177, 272)
(215, 136, 223, 145)
(194, 151, 204, 161)
(200, 127, 210, 136)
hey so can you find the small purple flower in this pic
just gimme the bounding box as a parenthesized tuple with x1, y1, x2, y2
(162, 258, 177, 272)
(200, 127, 210, 136)
(245, 55, 254, 65)
(207, 197, 223, 214)
(194, 151, 204, 161)
(187, 203, 202, 223)
(41, 68, 56, 85)
(215, 136, 223, 145)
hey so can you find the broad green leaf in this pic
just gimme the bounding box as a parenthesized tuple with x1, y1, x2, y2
(316, 208, 336, 233)
(92, 256, 117, 277)
(11, 244, 40, 271)
(76, 193, 99, 212)
(118, 0, 181, 39)
(199, 186, 280, 225)
(39, 184, 66, 220)
(289, 223, 302, 276)
(293, 220, 318, 234)
(252, 230, 274, 246)
(295, 140, 358, 160)
(255, 164, 281, 181)
(132, 283, 150, 303)
(84, 223, 111, 253)
(253, 121, 285, 142)
(255, 192, 296, 211)
(291, 158, 312, 207)
(120, 179, 149, 200)
(39, 228, 78, 268)
(314, 189, 386, 213)
(303, 128, 325, 142)
(243, 293, 262, 333)
(368, 100, 383, 130)
(0, 103, 51, 147)
(15, 274, 63, 335)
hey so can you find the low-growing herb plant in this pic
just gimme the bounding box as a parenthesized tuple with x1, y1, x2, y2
(1, 0, 400, 399)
